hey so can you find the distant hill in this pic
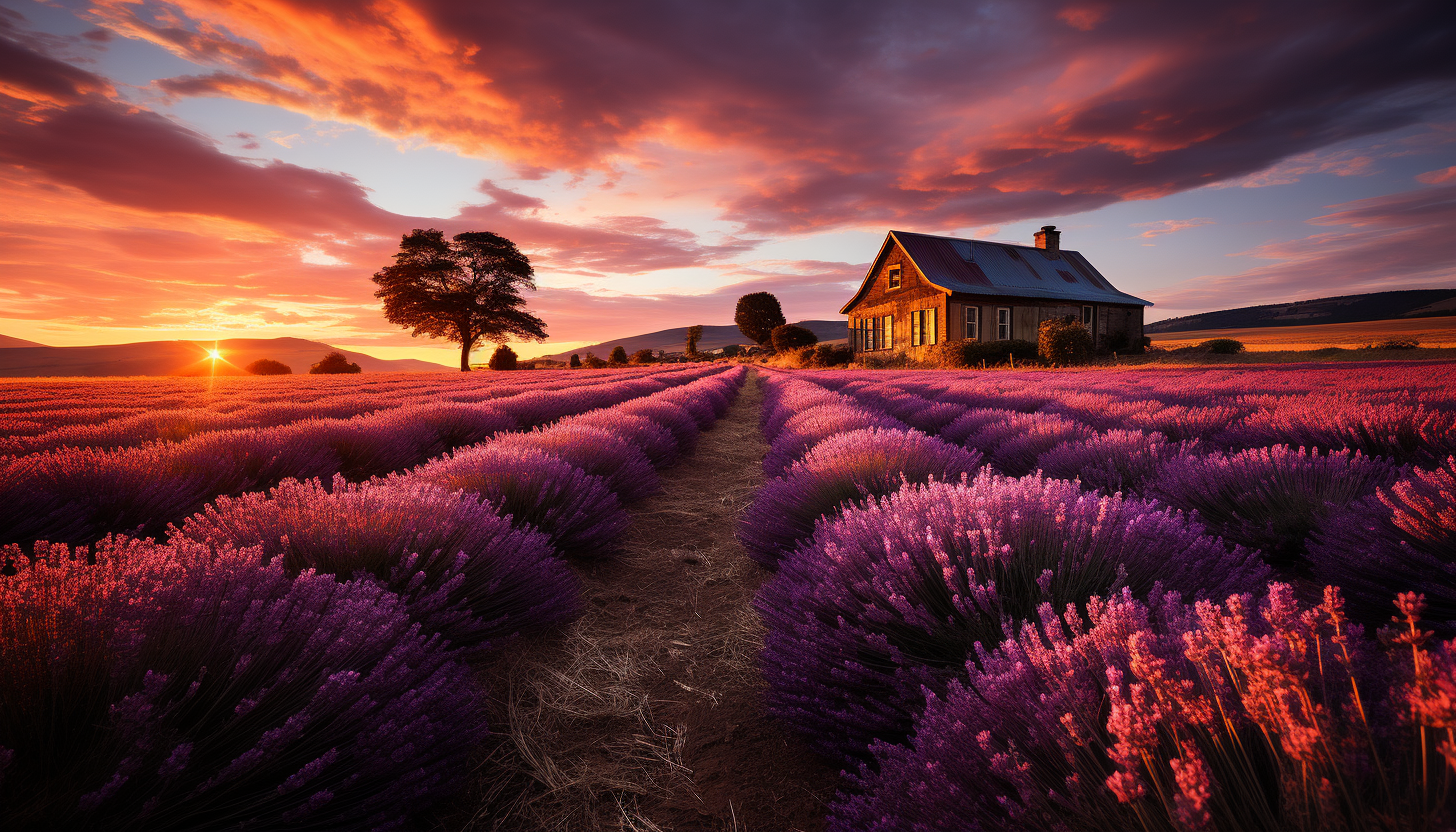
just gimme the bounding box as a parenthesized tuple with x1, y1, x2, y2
(539, 320, 845, 362)
(1146, 289, 1456, 334)
(0, 336, 450, 377)
(0, 334, 45, 348)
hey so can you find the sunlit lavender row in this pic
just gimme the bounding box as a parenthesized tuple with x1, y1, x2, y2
(0, 366, 724, 546)
(747, 366, 1455, 830)
(0, 366, 747, 830)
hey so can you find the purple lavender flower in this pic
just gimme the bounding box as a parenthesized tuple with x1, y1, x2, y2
(561, 410, 681, 467)
(763, 403, 906, 478)
(756, 473, 1268, 763)
(0, 537, 486, 830)
(1311, 456, 1456, 628)
(1148, 445, 1401, 569)
(413, 444, 629, 559)
(737, 428, 984, 568)
(174, 475, 579, 650)
(1036, 429, 1189, 494)
(491, 423, 661, 503)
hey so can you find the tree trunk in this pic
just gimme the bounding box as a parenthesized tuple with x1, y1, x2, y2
(459, 325, 472, 372)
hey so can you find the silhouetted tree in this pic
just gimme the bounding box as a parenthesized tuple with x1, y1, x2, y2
(310, 352, 361, 374)
(685, 325, 704, 357)
(628, 349, 656, 364)
(372, 228, 547, 372)
(569, 353, 582, 368)
(487, 344, 518, 370)
(245, 358, 292, 375)
(735, 292, 786, 348)
(609, 346, 628, 365)
(582, 352, 607, 368)
(771, 324, 818, 352)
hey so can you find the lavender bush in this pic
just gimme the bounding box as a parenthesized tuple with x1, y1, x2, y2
(1223, 399, 1456, 463)
(562, 409, 681, 466)
(833, 585, 1455, 832)
(616, 399, 701, 453)
(1148, 445, 1401, 569)
(1036, 429, 1188, 494)
(174, 476, 579, 651)
(763, 403, 906, 478)
(0, 537, 486, 830)
(413, 445, 629, 559)
(756, 474, 1268, 763)
(737, 428, 983, 568)
(1311, 456, 1456, 628)
(492, 423, 661, 503)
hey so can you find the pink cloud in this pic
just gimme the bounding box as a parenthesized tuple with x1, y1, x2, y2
(1149, 185, 1456, 315)
(1133, 217, 1216, 238)
(1416, 165, 1456, 184)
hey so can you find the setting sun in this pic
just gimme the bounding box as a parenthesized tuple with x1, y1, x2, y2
(208, 349, 221, 360)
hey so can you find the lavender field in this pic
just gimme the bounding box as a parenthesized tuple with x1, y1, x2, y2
(2, 361, 1454, 830)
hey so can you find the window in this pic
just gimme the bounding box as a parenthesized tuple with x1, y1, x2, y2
(965, 306, 979, 341)
(1082, 305, 1095, 334)
(887, 264, 902, 290)
(884, 315, 894, 349)
(997, 307, 1011, 340)
(911, 308, 937, 346)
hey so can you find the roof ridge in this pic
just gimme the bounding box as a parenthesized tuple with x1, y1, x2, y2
(890, 229, 1077, 253)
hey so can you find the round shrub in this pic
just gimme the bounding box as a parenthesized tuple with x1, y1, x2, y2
(0, 537, 486, 831)
(1201, 337, 1245, 354)
(1311, 456, 1456, 628)
(608, 346, 628, 365)
(833, 585, 1453, 832)
(413, 445, 629, 559)
(487, 344, 518, 370)
(756, 473, 1268, 764)
(737, 428, 984, 568)
(771, 324, 819, 352)
(1147, 445, 1400, 569)
(492, 423, 660, 503)
(174, 476, 579, 651)
(763, 403, 905, 478)
(309, 351, 362, 374)
(244, 358, 291, 375)
(1038, 316, 1094, 365)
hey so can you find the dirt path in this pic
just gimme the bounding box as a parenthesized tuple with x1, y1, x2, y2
(447, 371, 838, 831)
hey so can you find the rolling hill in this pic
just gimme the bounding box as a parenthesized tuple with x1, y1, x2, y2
(0, 336, 450, 377)
(539, 320, 846, 362)
(1146, 289, 1456, 334)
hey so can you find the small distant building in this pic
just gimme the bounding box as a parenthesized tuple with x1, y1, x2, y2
(841, 227, 1152, 358)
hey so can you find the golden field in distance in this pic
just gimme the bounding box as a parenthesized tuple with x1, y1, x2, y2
(1148, 316, 1456, 350)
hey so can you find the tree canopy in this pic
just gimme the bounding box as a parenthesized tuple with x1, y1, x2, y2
(372, 228, 548, 372)
(685, 325, 704, 357)
(245, 358, 292, 375)
(734, 292, 786, 347)
(310, 352, 361, 374)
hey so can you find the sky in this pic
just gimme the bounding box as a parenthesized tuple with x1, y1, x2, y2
(1, 0, 1454, 365)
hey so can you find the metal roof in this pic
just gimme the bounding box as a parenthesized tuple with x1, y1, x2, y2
(840, 230, 1152, 313)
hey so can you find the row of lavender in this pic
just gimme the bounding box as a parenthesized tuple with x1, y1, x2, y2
(1, 366, 674, 453)
(744, 369, 1455, 831)
(0, 366, 723, 546)
(0, 367, 746, 830)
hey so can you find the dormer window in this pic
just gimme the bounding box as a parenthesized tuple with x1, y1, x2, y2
(887, 263, 902, 290)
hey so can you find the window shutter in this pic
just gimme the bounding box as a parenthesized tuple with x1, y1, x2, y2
(929, 308, 937, 345)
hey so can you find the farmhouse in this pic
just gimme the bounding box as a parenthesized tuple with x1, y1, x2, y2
(842, 227, 1152, 358)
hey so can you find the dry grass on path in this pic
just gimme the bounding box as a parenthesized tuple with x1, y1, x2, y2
(439, 371, 837, 832)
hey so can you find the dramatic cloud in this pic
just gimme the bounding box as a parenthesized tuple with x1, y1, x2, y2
(84, 0, 1456, 230)
(1149, 184, 1456, 313)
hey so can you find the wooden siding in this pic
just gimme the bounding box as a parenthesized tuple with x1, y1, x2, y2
(845, 239, 947, 358)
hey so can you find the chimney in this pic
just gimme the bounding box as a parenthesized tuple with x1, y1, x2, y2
(1034, 225, 1060, 257)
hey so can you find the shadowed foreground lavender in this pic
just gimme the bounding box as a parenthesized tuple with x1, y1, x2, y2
(756, 473, 1270, 764)
(0, 537, 485, 831)
(832, 586, 1455, 832)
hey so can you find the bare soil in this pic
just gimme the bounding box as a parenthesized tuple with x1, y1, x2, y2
(439, 371, 839, 831)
